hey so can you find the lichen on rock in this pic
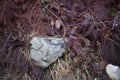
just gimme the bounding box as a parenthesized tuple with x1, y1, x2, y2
(30, 36, 67, 68)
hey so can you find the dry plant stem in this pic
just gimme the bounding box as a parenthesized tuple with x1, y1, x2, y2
(97, 19, 120, 47)
(2, 34, 11, 50)
(84, 65, 92, 80)
(110, 38, 120, 47)
(113, 33, 120, 41)
(50, 68, 55, 80)
(45, 8, 66, 38)
(67, 21, 112, 28)
(95, 14, 120, 47)
(89, 9, 102, 32)
(112, 12, 120, 30)
(88, 9, 120, 47)
(20, 47, 33, 67)
(98, 19, 107, 28)
(91, 16, 101, 32)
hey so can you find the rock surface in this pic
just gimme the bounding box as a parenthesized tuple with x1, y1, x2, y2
(106, 64, 120, 80)
(30, 37, 66, 68)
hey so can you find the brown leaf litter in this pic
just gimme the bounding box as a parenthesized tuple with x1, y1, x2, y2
(0, 0, 120, 80)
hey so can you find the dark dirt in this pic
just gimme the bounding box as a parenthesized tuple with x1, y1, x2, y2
(0, 0, 120, 80)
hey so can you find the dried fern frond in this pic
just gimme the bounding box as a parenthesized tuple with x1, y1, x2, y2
(0, 0, 18, 26)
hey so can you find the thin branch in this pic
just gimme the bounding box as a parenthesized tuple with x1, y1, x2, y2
(111, 12, 120, 30)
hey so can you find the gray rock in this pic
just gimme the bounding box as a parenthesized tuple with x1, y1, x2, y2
(106, 64, 120, 80)
(30, 37, 67, 68)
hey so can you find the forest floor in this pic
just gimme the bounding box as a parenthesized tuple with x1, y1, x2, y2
(0, 0, 120, 80)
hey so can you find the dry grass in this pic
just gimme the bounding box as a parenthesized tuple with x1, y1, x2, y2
(48, 53, 94, 80)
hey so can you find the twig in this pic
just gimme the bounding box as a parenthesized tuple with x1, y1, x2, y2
(89, 9, 102, 32)
(2, 34, 11, 50)
(67, 21, 112, 27)
(111, 12, 120, 30)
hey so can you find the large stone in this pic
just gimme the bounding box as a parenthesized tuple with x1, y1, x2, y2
(106, 64, 120, 80)
(30, 37, 67, 68)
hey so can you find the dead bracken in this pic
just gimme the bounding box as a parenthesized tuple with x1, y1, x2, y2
(0, 0, 120, 80)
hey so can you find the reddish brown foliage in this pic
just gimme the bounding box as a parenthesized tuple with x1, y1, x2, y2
(0, 0, 120, 79)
